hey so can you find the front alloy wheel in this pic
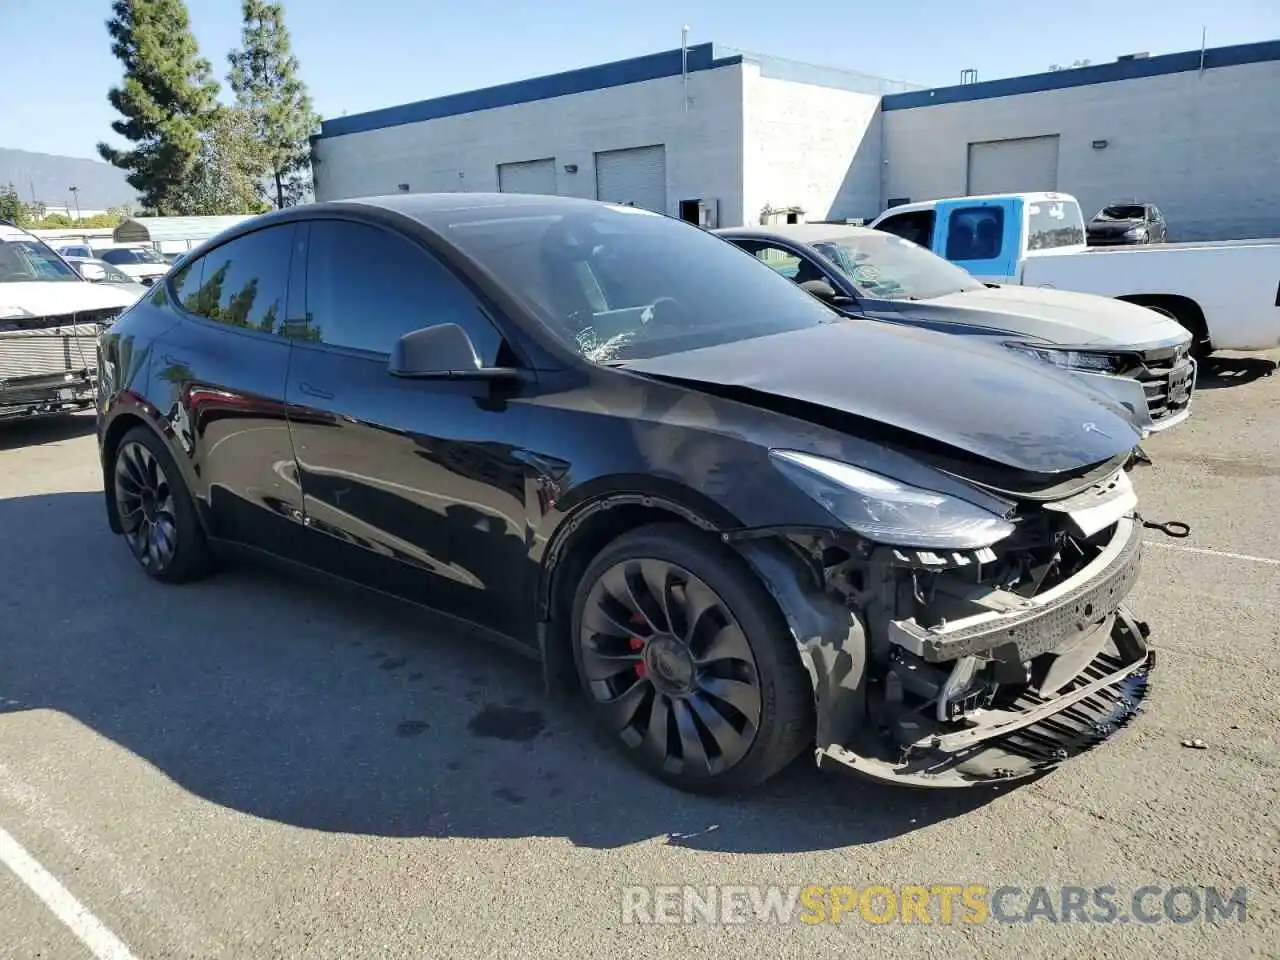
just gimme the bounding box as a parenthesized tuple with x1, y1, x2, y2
(572, 523, 813, 792)
(581, 558, 763, 776)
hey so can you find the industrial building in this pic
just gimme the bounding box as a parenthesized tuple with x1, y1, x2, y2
(311, 38, 1280, 241)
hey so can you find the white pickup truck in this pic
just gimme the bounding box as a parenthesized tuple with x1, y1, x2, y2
(868, 192, 1280, 357)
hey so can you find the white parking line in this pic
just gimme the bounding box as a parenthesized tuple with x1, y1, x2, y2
(0, 826, 139, 960)
(1145, 540, 1280, 566)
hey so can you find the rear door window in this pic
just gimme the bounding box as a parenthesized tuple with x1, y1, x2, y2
(945, 207, 1005, 261)
(176, 225, 296, 334)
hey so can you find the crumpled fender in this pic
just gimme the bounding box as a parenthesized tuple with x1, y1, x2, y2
(729, 537, 866, 752)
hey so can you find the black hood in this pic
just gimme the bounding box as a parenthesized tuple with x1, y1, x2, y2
(622, 320, 1141, 475)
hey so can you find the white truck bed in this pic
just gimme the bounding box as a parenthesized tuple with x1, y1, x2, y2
(1024, 241, 1280, 352)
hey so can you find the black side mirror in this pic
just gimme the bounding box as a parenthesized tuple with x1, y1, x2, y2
(799, 279, 839, 301)
(389, 323, 524, 381)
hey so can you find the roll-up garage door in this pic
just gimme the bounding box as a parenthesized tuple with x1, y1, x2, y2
(966, 135, 1060, 195)
(594, 145, 667, 214)
(497, 158, 558, 195)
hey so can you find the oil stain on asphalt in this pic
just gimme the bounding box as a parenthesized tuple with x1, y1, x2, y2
(468, 704, 546, 742)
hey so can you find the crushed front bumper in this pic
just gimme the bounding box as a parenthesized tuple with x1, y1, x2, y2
(822, 517, 1151, 787)
(0, 372, 97, 421)
(734, 511, 1155, 789)
(818, 614, 1152, 788)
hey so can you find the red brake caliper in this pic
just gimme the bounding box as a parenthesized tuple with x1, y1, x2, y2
(629, 613, 647, 677)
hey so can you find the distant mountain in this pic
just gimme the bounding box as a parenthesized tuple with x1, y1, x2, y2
(0, 148, 139, 210)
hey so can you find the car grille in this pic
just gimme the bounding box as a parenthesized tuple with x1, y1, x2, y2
(1130, 343, 1195, 422)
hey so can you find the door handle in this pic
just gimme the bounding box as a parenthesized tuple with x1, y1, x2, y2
(298, 381, 334, 400)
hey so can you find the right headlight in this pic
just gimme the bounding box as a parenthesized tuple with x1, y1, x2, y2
(1004, 343, 1122, 374)
(769, 450, 1016, 549)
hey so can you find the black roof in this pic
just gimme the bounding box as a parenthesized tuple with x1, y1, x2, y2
(318, 192, 613, 229)
(173, 192, 623, 265)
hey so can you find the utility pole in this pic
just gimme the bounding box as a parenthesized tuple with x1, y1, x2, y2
(681, 25, 690, 113)
(68, 185, 81, 222)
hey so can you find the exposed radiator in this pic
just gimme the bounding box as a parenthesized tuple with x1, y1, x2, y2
(0, 323, 102, 383)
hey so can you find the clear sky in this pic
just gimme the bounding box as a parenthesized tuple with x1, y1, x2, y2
(3, 0, 1278, 160)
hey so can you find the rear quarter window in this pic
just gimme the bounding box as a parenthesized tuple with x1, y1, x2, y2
(1027, 199, 1086, 250)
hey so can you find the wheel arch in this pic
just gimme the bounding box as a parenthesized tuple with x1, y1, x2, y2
(101, 411, 154, 533)
(100, 408, 193, 534)
(729, 536, 868, 753)
(536, 487, 735, 693)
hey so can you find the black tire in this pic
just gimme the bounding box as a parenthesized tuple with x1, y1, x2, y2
(112, 425, 213, 584)
(571, 522, 814, 793)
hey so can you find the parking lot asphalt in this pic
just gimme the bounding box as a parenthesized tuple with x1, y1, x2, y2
(0, 352, 1277, 960)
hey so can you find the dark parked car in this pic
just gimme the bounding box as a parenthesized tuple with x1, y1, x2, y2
(97, 194, 1157, 792)
(1086, 202, 1167, 246)
(716, 224, 1195, 433)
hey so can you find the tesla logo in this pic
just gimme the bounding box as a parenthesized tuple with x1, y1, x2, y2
(1082, 422, 1112, 439)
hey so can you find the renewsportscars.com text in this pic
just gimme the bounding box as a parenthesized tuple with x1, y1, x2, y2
(620, 884, 1248, 925)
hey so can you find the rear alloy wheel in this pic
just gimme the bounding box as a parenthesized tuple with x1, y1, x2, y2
(113, 427, 212, 583)
(572, 523, 813, 793)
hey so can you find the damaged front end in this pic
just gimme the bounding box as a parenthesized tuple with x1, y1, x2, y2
(729, 463, 1157, 788)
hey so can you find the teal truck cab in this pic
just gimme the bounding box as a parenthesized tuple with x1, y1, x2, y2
(868, 192, 1086, 284)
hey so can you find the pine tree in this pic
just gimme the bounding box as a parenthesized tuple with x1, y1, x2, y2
(98, 0, 221, 214)
(228, 1, 321, 208)
(0, 183, 29, 225)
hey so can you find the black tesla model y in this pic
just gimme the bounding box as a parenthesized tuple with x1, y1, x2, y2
(97, 193, 1156, 792)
